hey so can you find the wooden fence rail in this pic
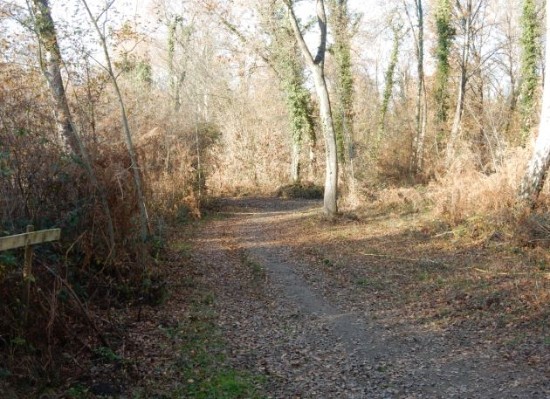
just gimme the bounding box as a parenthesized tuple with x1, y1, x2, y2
(0, 225, 61, 322)
(0, 227, 61, 251)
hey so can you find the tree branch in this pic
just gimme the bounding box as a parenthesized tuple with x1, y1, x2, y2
(283, 0, 315, 67)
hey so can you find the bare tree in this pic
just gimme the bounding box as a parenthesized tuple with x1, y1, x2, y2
(377, 17, 402, 142)
(167, 14, 193, 112)
(445, 0, 486, 166)
(28, 0, 115, 253)
(403, 0, 427, 174)
(284, 0, 338, 215)
(80, 0, 149, 241)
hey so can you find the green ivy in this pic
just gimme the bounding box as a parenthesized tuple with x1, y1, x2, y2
(328, 0, 354, 164)
(434, 0, 454, 133)
(270, 7, 315, 168)
(519, 0, 541, 143)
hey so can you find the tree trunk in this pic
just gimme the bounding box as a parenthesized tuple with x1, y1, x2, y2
(290, 139, 301, 183)
(328, 0, 356, 197)
(285, 0, 338, 215)
(327, 0, 354, 163)
(30, 0, 80, 153)
(445, 0, 472, 166)
(519, 2, 550, 204)
(29, 0, 115, 254)
(409, 0, 427, 174)
(312, 66, 339, 215)
(519, 0, 541, 144)
(377, 25, 401, 143)
(81, 0, 150, 242)
(434, 0, 453, 149)
(446, 63, 467, 164)
(404, 0, 427, 173)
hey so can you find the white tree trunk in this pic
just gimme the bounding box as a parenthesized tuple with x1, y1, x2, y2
(312, 66, 338, 215)
(285, 0, 338, 215)
(519, 4, 550, 203)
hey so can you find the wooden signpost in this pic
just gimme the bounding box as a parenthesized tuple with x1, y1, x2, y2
(0, 225, 61, 321)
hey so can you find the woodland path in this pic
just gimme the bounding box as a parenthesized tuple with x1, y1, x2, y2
(191, 197, 549, 398)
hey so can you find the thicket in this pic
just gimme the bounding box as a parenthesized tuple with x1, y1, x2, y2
(0, 61, 214, 388)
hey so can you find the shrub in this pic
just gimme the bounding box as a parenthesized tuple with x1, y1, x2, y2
(275, 182, 324, 199)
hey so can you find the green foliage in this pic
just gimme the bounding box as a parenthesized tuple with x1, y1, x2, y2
(284, 77, 314, 148)
(269, 4, 316, 172)
(118, 54, 152, 85)
(32, 2, 56, 36)
(328, 0, 354, 164)
(0, 249, 18, 284)
(65, 384, 90, 398)
(434, 0, 454, 131)
(0, 251, 18, 268)
(519, 0, 541, 142)
(93, 346, 121, 363)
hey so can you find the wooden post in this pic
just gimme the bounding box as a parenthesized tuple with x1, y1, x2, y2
(23, 225, 34, 323)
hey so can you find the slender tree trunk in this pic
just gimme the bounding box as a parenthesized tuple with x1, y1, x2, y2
(29, 0, 115, 254)
(504, 75, 519, 138)
(434, 0, 453, 150)
(446, 63, 467, 164)
(290, 140, 301, 183)
(519, 2, 550, 204)
(81, 0, 149, 242)
(327, 0, 353, 162)
(285, 0, 338, 215)
(377, 26, 400, 142)
(408, 0, 427, 174)
(281, 70, 314, 184)
(414, 0, 427, 173)
(328, 0, 356, 197)
(446, 1, 472, 165)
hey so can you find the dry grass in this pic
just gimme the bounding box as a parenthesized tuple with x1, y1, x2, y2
(0, 67, 209, 389)
(432, 148, 529, 227)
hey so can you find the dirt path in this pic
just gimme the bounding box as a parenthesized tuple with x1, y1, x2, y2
(192, 198, 549, 398)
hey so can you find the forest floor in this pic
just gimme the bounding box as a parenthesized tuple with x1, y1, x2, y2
(134, 196, 549, 398)
(24, 196, 549, 398)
